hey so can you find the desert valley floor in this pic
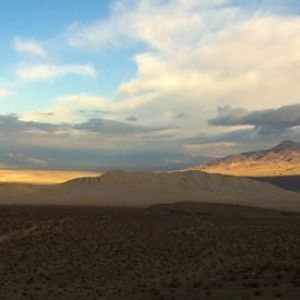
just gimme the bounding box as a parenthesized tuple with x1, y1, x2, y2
(1, 204, 300, 300)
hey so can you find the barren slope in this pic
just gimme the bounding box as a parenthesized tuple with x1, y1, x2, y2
(201, 141, 300, 177)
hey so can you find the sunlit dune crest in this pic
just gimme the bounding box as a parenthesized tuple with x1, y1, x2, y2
(0, 169, 99, 184)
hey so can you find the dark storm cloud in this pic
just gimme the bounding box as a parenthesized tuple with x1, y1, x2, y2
(0, 114, 162, 135)
(0, 114, 63, 132)
(209, 103, 300, 134)
(0, 113, 196, 171)
(74, 118, 162, 134)
(187, 127, 299, 149)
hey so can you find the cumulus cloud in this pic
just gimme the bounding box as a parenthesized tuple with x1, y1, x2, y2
(16, 64, 97, 81)
(64, 0, 300, 137)
(13, 37, 47, 58)
(209, 103, 300, 134)
(67, 0, 234, 53)
(6, 0, 300, 167)
(22, 94, 109, 123)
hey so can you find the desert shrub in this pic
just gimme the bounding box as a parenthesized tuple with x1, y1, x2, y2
(193, 280, 202, 288)
(254, 290, 261, 297)
(245, 281, 259, 289)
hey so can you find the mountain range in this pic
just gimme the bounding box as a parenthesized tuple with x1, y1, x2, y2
(201, 141, 300, 177)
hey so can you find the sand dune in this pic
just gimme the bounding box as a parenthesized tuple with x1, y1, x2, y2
(1, 170, 300, 212)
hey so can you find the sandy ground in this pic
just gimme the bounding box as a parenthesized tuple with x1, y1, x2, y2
(0, 169, 100, 184)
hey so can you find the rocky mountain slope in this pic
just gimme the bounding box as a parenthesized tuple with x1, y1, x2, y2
(201, 141, 300, 177)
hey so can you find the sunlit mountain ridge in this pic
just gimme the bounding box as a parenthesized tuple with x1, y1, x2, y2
(201, 141, 300, 177)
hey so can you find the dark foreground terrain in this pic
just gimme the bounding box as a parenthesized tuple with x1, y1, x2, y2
(1, 205, 300, 300)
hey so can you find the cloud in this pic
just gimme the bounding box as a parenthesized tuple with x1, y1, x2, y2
(22, 94, 109, 123)
(13, 37, 47, 58)
(0, 113, 201, 170)
(64, 0, 300, 140)
(4, 113, 161, 136)
(0, 114, 62, 133)
(74, 118, 162, 134)
(209, 103, 300, 134)
(16, 64, 97, 81)
(126, 116, 138, 122)
(181, 102, 300, 157)
(67, 0, 234, 53)
(184, 125, 300, 157)
(6, 0, 300, 168)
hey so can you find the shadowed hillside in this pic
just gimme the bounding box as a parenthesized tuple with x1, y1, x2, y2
(251, 175, 300, 193)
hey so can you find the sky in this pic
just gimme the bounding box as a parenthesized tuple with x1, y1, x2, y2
(1, 0, 300, 171)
